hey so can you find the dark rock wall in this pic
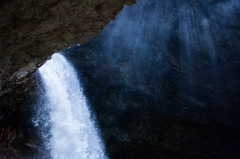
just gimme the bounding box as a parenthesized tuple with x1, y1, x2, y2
(0, 1, 137, 157)
(0, 71, 50, 158)
(63, 0, 240, 158)
(0, 0, 136, 106)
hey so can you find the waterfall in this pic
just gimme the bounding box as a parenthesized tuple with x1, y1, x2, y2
(38, 53, 107, 159)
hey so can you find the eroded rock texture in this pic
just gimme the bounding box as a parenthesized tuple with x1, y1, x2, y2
(0, 1, 136, 157)
(63, 0, 240, 158)
(0, 0, 135, 103)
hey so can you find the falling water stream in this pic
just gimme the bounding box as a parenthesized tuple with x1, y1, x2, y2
(38, 53, 106, 159)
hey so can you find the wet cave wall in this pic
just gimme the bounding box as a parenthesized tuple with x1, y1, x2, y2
(0, 0, 135, 113)
(0, 0, 136, 157)
(0, 72, 51, 158)
(62, 0, 240, 158)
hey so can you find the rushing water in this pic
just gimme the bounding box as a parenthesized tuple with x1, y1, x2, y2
(38, 53, 106, 159)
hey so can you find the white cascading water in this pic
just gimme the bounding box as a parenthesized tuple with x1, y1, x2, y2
(38, 53, 107, 159)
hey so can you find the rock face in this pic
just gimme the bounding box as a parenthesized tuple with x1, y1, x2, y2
(0, 0, 135, 102)
(63, 0, 240, 158)
(0, 1, 136, 157)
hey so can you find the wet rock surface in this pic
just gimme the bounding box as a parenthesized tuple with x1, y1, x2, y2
(62, 0, 240, 158)
(0, 0, 240, 158)
(0, 72, 51, 158)
(0, 2, 136, 156)
(0, 0, 136, 107)
(0, 124, 50, 159)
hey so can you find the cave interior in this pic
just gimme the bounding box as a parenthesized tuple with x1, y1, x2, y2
(0, 0, 240, 158)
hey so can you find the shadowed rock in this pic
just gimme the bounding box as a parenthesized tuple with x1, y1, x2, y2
(63, 0, 240, 158)
(0, 0, 135, 98)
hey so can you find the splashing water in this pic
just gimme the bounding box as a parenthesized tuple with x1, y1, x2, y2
(38, 53, 107, 159)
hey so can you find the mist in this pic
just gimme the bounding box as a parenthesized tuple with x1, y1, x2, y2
(61, 0, 240, 158)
